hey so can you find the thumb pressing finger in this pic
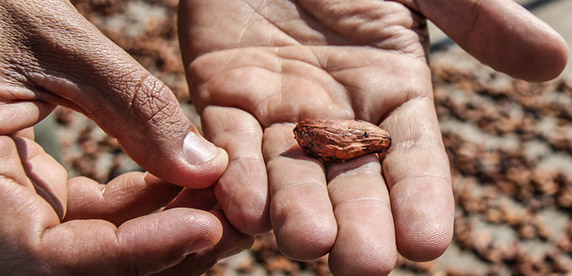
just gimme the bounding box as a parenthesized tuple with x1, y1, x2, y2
(1, 0, 227, 187)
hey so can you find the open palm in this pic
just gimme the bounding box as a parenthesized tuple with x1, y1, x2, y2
(178, 0, 568, 274)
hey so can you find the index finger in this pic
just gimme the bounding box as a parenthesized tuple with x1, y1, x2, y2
(381, 96, 454, 261)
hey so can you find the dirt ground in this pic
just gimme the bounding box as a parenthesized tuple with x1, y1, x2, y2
(40, 0, 572, 275)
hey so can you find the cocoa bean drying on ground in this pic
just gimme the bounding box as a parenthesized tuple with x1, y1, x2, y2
(48, 1, 572, 275)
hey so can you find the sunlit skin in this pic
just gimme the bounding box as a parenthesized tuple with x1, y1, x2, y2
(0, 0, 567, 274)
(0, 0, 250, 274)
(179, 0, 568, 274)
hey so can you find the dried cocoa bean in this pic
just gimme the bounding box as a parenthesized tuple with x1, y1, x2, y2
(293, 119, 391, 162)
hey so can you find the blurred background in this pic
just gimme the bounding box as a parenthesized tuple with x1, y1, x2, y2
(37, 0, 572, 275)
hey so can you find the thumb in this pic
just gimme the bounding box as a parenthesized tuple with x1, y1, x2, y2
(411, 0, 569, 82)
(1, 0, 227, 187)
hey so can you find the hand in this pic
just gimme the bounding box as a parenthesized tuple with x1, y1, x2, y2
(178, 0, 568, 275)
(0, 0, 253, 274)
(0, 0, 228, 187)
(0, 134, 253, 275)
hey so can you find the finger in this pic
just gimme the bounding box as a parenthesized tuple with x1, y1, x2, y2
(201, 106, 270, 235)
(263, 123, 337, 260)
(13, 127, 35, 139)
(0, 136, 37, 192)
(40, 209, 222, 275)
(166, 186, 219, 211)
(381, 97, 454, 262)
(410, 0, 568, 81)
(0, 137, 222, 275)
(326, 155, 396, 276)
(155, 210, 255, 276)
(65, 173, 182, 225)
(12, 136, 68, 220)
(2, 0, 228, 188)
(0, 138, 64, 273)
(0, 100, 55, 134)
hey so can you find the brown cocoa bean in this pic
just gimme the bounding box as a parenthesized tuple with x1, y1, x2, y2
(293, 119, 391, 162)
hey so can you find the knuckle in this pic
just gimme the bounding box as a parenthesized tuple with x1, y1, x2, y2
(127, 74, 182, 129)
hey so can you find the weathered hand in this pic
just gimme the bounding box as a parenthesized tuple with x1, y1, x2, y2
(0, 0, 254, 274)
(0, 0, 228, 187)
(0, 134, 252, 275)
(178, 0, 568, 274)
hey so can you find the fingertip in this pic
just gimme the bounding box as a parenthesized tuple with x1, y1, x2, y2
(0, 101, 55, 135)
(328, 218, 397, 276)
(275, 218, 337, 261)
(391, 179, 454, 262)
(209, 209, 256, 255)
(183, 209, 225, 249)
(397, 227, 452, 262)
(271, 199, 336, 260)
(118, 208, 224, 255)
(488, 24, 569, 82)
(187, 145, 230, 188)
(330, 249, 396, 276)
(183, 130, 221, 167)
(177, 132, 229, 188)
(515, 34, 569, 82)
(155, 146, 228, 190)
(182, 212, 224, 255)
(155, 210, 255, 275)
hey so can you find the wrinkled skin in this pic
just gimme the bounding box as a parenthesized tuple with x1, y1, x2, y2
(0, 0, 252, 275)
(0, 134, 253, 275)
(179, 0, 568, 274)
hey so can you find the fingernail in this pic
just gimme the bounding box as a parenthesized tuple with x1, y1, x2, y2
(183, 131, 218, 166)
(185, 239, 214, 255)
